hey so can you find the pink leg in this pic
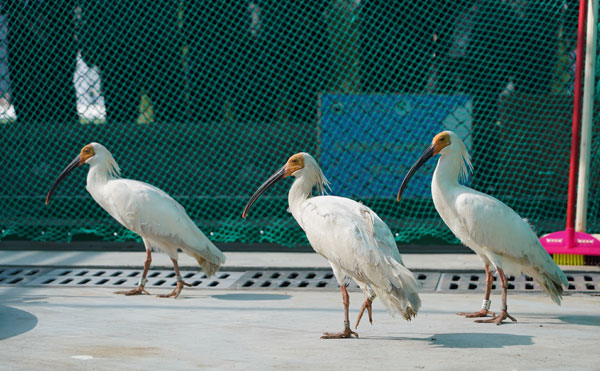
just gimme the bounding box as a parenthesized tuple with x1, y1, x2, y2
(115, 249, 152, 296)
(355, 297, 373, 328)
(458, 264, 495, 318)
(321, 285, 359, 339)
(475, 269, 517, 325)
(157, 258, 192, 299)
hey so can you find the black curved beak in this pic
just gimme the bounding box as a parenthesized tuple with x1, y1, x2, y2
(397, 145, 434, 202)
(242, 166, 286, 218)
(45, 155, 82, 205)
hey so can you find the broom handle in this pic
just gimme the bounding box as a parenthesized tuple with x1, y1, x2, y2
(576, 0, 598, 232)
(566, 0, 588, 247)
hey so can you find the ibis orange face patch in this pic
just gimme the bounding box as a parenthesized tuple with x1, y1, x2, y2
(79, 144, 96, 164)
(284, 153, 305, 177)
(432, 132, 451, 155)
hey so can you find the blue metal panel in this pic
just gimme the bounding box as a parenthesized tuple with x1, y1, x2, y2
(320, 94, 470, 198)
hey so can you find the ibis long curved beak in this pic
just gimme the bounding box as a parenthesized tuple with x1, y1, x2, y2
(45, 155, 82, 205)
(242, 166, 286, 218)
(397, 145, 435, 202)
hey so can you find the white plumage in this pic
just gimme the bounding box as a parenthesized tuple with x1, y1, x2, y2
(398, 131, 567, 324)
(46, 142, 225, 298)
(299, 195, 421, 320)
(437, 185, 567, 303)
(243, 152, 420, 338)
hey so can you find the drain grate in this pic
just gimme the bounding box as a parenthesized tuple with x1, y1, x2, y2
(0, 267, 47, 286)
(0, 266, 598, 293)
(231, 270, 359, 290)
(230, 270, 440, 291)
(0, 267, 243, 289)
(437, 272, 600, 293)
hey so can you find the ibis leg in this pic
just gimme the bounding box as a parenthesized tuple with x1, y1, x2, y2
(115, 249, 152, 296)
(475, 268, 517, 325)
(321, 285, 359, 339)
(157, 258, 192, 299)
(458, 264, 495, 318)
(355, 297, 373, 328)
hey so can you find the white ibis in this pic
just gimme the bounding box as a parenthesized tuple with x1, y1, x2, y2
(243, 152, 421, 338)
(397, 131, 567, 324)
(46, 143, 226, 298)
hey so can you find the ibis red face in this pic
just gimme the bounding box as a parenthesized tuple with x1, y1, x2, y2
(396, 132, 451, 201)
(45, 144, 95, 205)
(242, 153, 305, 218)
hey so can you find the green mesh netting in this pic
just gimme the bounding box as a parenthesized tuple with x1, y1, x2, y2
(1, 1, 598, 247)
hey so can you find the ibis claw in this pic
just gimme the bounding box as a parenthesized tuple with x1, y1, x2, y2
(322, 320, 359, 339)
(114, 286, 150, 296)
(474, 311, 517, 325)
(321, 328, 359, 339)
(457, 309, 495, 318)
(157, 281, 190, 299)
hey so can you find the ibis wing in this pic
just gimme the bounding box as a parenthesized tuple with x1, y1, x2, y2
(454, 192, 566, 286)
(299, 195, 420, 316)
(299, 196, 400, 267)
(100, 179, 225, 265)
(101, 179, 188, 234)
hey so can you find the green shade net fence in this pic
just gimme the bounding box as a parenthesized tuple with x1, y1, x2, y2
(1, 0, 599, 247)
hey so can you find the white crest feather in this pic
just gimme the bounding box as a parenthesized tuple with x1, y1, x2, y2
(301, 153, 331, 195)
(447, 132, 472, 184)
(459, 141, 472, 184)
(91, 142, 121, 178)
(106, 151, 121, 178)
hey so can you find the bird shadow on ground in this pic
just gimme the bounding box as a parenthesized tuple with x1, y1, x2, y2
(0, 294, 49, 305)
(0, 305, 38, 341)
(516, 314, 600, 327)
(211, 293, 292, 301)
(557, 315, 600, 326)
(362, 333, 533, 348)
(427, 333, 533, 348)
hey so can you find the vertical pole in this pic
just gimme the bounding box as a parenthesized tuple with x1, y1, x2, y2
(576, 0, 599, 232)
(566, 0, 588, 247)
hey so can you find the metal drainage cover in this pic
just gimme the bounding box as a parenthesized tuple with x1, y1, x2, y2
(0, 267, 598, 293)
(230, 270, 441, 291)
(0, 267, 243, 289)
(437, 272, 600, 293)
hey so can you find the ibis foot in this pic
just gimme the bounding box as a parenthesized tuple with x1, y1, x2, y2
(157, 281, 191, 299)
(474, 311, 517, 325)
(114, 286, 150, 296)
(321, 328, 359, 339)
(457, 309, 494, 318)
(321, 321, 358, 339)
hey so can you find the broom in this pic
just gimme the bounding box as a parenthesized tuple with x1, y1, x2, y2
(540, 0, 600, 265)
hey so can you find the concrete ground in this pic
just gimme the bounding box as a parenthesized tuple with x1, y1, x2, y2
(1, 287, 599, 371)
(1, 251, 599, 370)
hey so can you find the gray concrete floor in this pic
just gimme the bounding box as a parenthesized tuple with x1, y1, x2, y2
(1, 285, 599, 371)
(1, 250, 599, 370)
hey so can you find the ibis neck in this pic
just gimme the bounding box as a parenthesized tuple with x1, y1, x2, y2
(86, 162, 117, 188)
(432, 151, 463, 191)
(288, 174, 314, 218)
